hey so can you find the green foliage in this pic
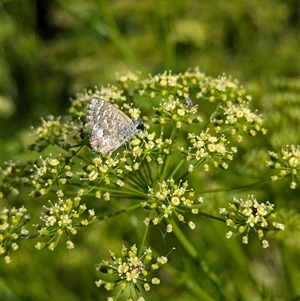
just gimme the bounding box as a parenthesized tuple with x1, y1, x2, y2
(1, 69, 299, 301)
(1, 0, 299, 149)
(1, 0, 299, 300)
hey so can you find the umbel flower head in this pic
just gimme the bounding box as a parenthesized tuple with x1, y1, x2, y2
(1, 68, 267, 201)
(35, 194, 97, 251)
(267, 144, 300, 189)
(0, 68, 284, 270)
(95, 245, 167, 300)
(0, 206, 30, 263)
(143, 178, 202, 233)
(219, 195, 285, 248)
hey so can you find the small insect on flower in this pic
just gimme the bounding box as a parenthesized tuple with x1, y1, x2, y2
(184, 97, 193, 109)
(86, 97, 142, 154)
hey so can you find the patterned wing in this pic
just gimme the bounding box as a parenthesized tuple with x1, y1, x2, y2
(87, 97, 139, 154)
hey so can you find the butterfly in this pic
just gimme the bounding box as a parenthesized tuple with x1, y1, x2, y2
(86, 97, 141, 154)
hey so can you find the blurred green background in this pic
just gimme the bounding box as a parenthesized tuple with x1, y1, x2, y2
(1, 0, 299, 162)
(1, 0, 299, 301)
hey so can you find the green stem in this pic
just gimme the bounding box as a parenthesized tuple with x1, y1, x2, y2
(195, 179, 272, 194)
(163, 264, 217, 301)
(56, 0, 142, 70)
(89, 203, 142, 225)
(162, 15, 176, 70)
(159, 125, 178, 181)
(138, 225, 149, 258)
(96, 0, 142, 69)
(106, 187, 148, 199)
(197, 211, 226, 223)
(169, 158, 185, 179)
(172, 222, 236, 301)
(172, 220, 197, 258)
(154, 125, 166, 187)
(126, 170, 148, 191)
(143, 161, 154, 186)
(199, 102, 223, 133)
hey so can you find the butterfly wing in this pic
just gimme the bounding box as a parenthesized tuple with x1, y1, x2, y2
(87, 97, 138, 154)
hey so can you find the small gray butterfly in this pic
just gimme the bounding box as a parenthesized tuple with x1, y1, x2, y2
(86, 97, 141, 154)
